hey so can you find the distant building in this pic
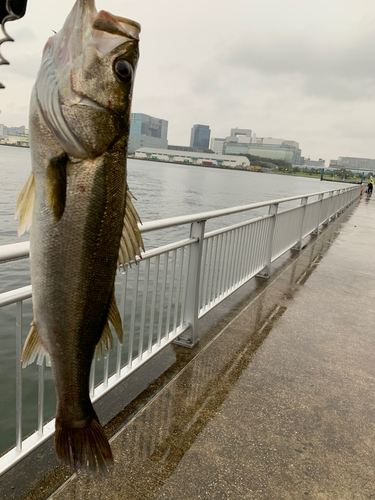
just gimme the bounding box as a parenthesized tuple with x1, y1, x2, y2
(218, 128, 302, 164)
(303, 158, 325, 168)
(336, 156, 375, 172)
(135, 147, 250, 168)
(210, 138, 225, 154)
(128, 134, 167, 154)
(0, 124, 27, 138)
(249, 137, 302, 164)
(128, 113, 168, 153)
(230, 128, 252, 140)
(168, 145, 214, 153)
(190, 124, 211, 149)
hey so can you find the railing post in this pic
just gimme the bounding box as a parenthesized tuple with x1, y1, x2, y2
(292, 196, 308, 250)
(312, 193, 324, 234)
(175, 220, 206, 348)
(257, 203, 278, 279)
(323, 191, 334, 225)
(16, 302, 23, 452)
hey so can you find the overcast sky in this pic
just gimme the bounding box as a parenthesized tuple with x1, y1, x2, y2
(1, 0, 374, 164)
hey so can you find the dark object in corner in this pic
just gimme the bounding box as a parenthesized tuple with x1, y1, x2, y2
(1, 0, 28, 88)
(1, 0, 28, 24)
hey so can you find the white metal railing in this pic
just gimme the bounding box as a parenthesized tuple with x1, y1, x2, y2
(0, 185, 360, 475)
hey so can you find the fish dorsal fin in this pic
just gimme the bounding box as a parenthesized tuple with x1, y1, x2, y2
(46, 153, 69, 221)
(15, 172, 36, 236)
(95, 288, 123, 360)
(21, 322, 51, 368)
(118, 188, 145, 267)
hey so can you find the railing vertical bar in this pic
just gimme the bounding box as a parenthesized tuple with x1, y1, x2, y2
(103, 354, 109, 388)
(233, 226, 244, 288)
(229, 229, 239, 292)
(116, 270, 128, 376)
(207, 235, 218, 308)
(157, 253, 169, 345)
(202, 237, 213, 311)
(245, 223, 254, 278)
(166, 249, 177, 339)
(212, 233, 223, 304)
(258, 218, 268, 271)
(227, 229, 238, 292)
(37, 361, 44, 435)
(199, 239, 208, 310)
(238, 225, 248, 284)
(148, 256, 160, 352)
(235, 226, 244, 286)
(219, 232, 230, 299)
(216, 232, 224, 299)
(222, 230, 233, 297)
(89, 357, 96, 397)
(173, 247, 184, 333)
(179, 246, 191, 328)
(15, 301, 23, 452)
(139, 259, 150, 360)
(128, 265, 140, 367)
(243, 223, 253, 280)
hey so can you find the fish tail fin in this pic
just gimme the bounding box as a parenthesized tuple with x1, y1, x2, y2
(15, 172, 35, 236)
(55, 412, 114, 476)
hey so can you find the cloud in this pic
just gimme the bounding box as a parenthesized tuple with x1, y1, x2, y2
(223, 29, 375, 101)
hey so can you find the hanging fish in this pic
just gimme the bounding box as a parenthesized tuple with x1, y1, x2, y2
(15, 0, 144, 475)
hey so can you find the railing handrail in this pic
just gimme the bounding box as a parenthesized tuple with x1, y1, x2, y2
(0, 186, 358, 263)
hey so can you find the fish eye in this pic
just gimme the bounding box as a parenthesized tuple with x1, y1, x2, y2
(114, 59, 133, 82)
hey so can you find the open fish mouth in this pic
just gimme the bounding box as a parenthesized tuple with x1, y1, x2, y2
(35, 0, 140, 159)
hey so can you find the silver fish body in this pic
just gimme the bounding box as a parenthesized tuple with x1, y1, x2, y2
(16, 0, 143, 475)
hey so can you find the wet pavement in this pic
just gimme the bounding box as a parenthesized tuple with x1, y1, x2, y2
(36, 196, 375, 498)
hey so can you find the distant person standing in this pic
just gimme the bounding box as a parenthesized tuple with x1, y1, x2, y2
(367, 177, 374, 195)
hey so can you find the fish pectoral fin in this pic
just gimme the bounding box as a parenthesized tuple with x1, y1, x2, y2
(95, 289, 123, 360)
(46, 153, 69, 221)
(15, 172, 35, 236)
(118, 188, 145, 267)
(21, 322, 51, 368)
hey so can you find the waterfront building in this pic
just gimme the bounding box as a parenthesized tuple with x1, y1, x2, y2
(335, 156, 375, 172)
(210, 138, 225, 154)
(129, 113, 168, 153)
(190, 124, 211, 149)
(128, 134, 168, 154)
(219, 128, 302, 164)
(303, 158, 325, 168)
(168, 145, 214, 153)
(135, 147, 250, 168)
(0, 124, 26, 137)
(222, 128, 252, 155)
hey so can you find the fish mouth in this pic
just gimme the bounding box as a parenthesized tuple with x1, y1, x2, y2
(94, 11, 141, 40)
(91, 11, 140, 56)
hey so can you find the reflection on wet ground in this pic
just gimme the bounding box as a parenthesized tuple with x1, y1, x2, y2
(14, 199, 375, 499)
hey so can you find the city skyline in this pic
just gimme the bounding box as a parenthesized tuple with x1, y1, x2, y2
(0, 0, 374, 167)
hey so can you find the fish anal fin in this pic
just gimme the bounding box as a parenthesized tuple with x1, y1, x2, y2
(46, 153, 69, 221)
(95, 288, 123, 360)
(95, 323, 113, 361)
(108, 288, 123, 343)
(118, 188, 145, 267)
(15, 172, 35, 236)
(21, 322, 51, 368)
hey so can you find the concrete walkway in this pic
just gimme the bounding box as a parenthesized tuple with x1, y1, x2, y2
(51, 195, 375, 500)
